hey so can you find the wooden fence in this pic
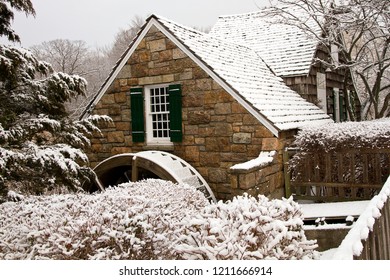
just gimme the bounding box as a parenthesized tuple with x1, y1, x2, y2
(284, 148, 390, 202)
(332, 176, 390, 260)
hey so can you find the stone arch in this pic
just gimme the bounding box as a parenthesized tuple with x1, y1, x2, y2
(88, 151, 216, 202)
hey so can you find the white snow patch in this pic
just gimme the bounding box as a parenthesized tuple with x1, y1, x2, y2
(300, 200, 369, 220)
(230, 151, 277, 171)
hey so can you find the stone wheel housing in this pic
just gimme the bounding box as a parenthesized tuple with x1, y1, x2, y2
(88, 150, 216, 202)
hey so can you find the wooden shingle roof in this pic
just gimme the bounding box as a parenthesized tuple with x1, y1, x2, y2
(210, 5, 323, 77)
(158, 16, 332, 133)
(83, 13, 332, 136)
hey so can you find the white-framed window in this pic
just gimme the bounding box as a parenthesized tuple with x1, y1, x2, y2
(130, 84, 182, 144)
(144, 84, 171, 144)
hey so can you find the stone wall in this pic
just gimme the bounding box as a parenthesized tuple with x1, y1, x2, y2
(305, 227, 350, 252)
(89, 25, 290, 200)
(229, 130, 296, 199)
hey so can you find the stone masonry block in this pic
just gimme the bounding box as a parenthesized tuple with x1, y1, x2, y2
(200, 152, 220, 167)
(239, 173, 256, 190)
(117, 65, 132, 79)
(215, 123, 233, 136)
(101, 94, 115, 104)
(114, 92, 127, 103)
(185, 146, 199, 162)
(230, 175, 239, 189)
(138, 76, 163, 85)
(196, 79, 212, 91)
(215, 103, 232, 115)
(188, 111, 211, 125)
(261, 138, 280, 151)
(107, 131, 125, 143)
(233, 133, 252, 144)
(173, 48, 187, 59)
(208, 168, 227, 183)
(148, 39, 166, 52)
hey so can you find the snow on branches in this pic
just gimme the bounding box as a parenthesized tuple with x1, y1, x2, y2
(0, 180, 210, 260)
(0, 44, 110, 198)
(269, 0, 390, 120)
(0, 179, 318, 260)
(289, 119, 390, 188)
(175, 194, 317, 260)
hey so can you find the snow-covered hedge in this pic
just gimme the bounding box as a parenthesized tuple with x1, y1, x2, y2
(289, 119, 390, 185)
(293, 118, 390, 152)
(0, 179, 317, 260)
(175, 194, 318, 260)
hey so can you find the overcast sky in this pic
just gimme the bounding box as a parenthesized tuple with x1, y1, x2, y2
(7, 0, 270, 49)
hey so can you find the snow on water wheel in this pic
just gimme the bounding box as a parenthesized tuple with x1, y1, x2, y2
(87, 151, 216, 203)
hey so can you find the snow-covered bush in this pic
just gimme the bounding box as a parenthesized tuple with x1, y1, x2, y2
(0, 179, 209, 260)
(289, 119, 390, 187)
(0, 179, 317, 260)
(292, 119, 390, 152)
(173, 194, 318, 260)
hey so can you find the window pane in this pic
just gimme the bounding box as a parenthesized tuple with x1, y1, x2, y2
(148, 86, 171, 140)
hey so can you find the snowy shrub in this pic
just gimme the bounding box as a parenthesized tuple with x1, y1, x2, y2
(293, 119, 390, 152)
(173, 194, 318, 260)
(289, 119, 390, 188)
(0, 179, 209, 260)
(0, 179, 317, 260)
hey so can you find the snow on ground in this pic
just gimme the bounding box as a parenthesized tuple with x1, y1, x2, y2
(300, 200, 369, 220)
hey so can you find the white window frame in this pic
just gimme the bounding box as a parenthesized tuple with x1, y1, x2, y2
(144, 84, 172, 145)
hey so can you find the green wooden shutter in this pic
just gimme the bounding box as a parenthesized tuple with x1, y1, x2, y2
(130, 87, 145, 142)
(169, 84, 182, 142)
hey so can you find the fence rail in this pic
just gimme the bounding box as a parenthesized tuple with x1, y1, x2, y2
(284, 148, 390, 202)
(332, 176, 390, 260)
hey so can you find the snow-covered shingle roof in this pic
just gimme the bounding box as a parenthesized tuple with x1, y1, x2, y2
(83, 13, 332, 136)
(210, 5, 323, 77)
(157, 16, 332, 133)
